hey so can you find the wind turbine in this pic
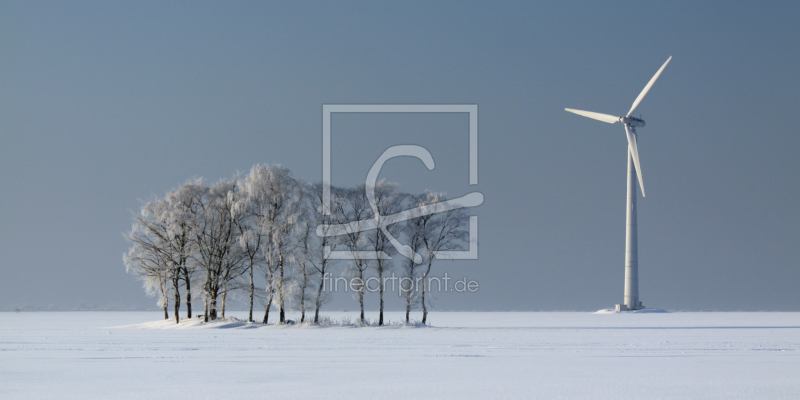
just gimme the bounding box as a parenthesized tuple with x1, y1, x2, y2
(565, 56, 671, 311)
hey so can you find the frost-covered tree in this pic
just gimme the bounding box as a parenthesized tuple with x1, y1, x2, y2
(190, 178, 247, 321)
(124, 238, 172, 319)
(334, 185, 372, 324)
(414, 192, 469, 324)
(401, 194, 427, 323)
(243, 164, 301, 324)
(307, 182, 341, 324)
(147, 199, 186, 324)
(366, 181, 400, 326)
(163, 180, 205, 320)
(124, 199, 176, 321)
(289, 207, 315, 323)
(233, 198, 265, 323)
(125, 181, 208, 323)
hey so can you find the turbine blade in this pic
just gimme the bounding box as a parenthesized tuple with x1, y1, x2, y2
(627, 56, 672, 117)
(565, 108, 620, 124)
(624, 125, 646, 197)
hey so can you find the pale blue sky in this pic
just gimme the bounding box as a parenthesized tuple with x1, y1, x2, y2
(1, 1, 798, 311)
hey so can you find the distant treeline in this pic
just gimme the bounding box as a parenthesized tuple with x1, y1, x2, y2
(124, 164, 468, 326)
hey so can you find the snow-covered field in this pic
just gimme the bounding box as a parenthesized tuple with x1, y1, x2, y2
(2, 311, 799, 399)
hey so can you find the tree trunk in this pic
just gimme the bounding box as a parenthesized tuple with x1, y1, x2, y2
(262, 288, 274, 324)
(278, 255, 285, 324)
(203, 297, 209, 322)
(208, 279, 219, 321)
(421, 278, 427, 325)
(161, 279, 169, 320)
(221, 282, 227, 319)
(378, 264, 384, 326)
(421, 260, 433, 324)
(248, 263, 254, 323)
(173, 277, 181, 324)
(203, 271, 210, 322)
(314, 273, 324, 324)
(405, 296, 411, 324)
(208, 274, 220, 320)
(300, 264, 307, 323)
(359, 291, 365, 324)
(184, 267, 192, 319)
(358, 267, 365, 324)
(404, 258, 413, 324)
(209, 290, 218, 320)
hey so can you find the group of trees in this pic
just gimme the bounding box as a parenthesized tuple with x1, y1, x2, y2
(124, 164, 468, 326)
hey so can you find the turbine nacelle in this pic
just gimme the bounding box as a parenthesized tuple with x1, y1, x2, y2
(620, 116, 645, 128)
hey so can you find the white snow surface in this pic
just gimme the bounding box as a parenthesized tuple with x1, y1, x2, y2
(2, 311, 799, 399)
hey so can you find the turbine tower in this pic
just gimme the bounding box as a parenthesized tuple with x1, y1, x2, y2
(565, 56, 672, 311)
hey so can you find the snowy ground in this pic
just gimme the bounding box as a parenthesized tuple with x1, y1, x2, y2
(2, 311, 799, 399)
